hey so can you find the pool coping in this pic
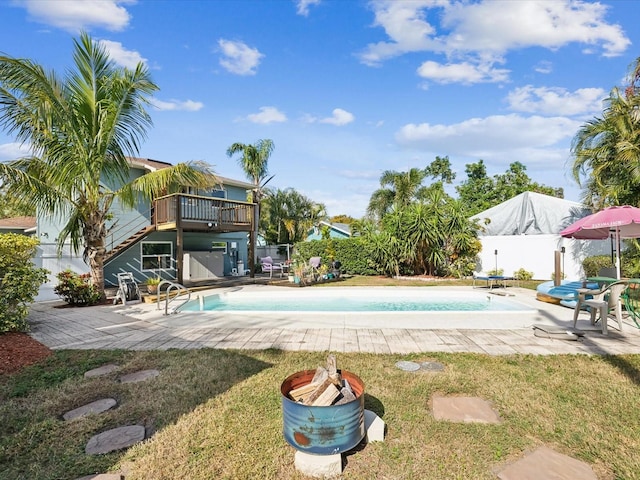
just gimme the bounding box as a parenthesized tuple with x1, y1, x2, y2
(26, 285, 640, 355)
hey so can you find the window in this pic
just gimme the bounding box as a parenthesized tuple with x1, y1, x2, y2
(211, 241, 227, 253)
(141, 242, 173, 270)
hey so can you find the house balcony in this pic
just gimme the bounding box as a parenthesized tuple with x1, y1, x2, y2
(154, 193, 254, 233)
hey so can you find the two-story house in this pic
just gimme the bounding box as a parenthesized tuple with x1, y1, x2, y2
(36, 157, 256, 290)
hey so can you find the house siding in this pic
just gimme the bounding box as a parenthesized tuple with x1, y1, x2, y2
(104, 230, 248, 286)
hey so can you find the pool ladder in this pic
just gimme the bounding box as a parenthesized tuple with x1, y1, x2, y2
(156, 280, 191, 315)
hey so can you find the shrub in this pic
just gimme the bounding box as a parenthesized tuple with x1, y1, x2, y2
(487, 268, 504, 276)
(582, 255, 614, 278)
(0, 233, 49, 332)
(294, 238, 379, 276)
(54, 270, 101, 306)
(513, 268, 533, 281)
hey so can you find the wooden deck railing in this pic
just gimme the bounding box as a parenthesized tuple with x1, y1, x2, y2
(154, 194, 254, 232)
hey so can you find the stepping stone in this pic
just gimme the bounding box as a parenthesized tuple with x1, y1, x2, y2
(119, 369, 160, 384)
(85, 425, 145, 455)
(420, 361, 445, 372)
(431, 395, 501, 424)
(497, 446, 597, 480)
(84, 364, 119, 378)
(395, 360, 420, 372)
(63, 398, 117, 421)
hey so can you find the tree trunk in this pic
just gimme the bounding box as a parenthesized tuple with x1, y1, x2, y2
(84, 213, 107, 299)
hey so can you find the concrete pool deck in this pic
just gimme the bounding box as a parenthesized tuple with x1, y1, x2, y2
(27, 285, 640, 355)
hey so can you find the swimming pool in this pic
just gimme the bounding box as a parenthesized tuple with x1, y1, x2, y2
(181, 287, 531, 313)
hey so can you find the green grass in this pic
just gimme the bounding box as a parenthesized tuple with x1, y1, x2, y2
(2, 348, 640, 479)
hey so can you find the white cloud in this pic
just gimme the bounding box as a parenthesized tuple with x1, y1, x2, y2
(442, 0, 629, 57)
(506, 85, 606, 116)
(320, 108, 355, 126)
(295, 0, 321, 16)
(151, 99, 204, 112)
(19, 0, 133, 32)
(98, 39, 146, 68)
(358, 0, 444, 67)
(396, 114, 581, 155)
(0, 142, 31, 160)
(359, 0, 630, 84)
(247, 106, 287, 124)
(534, 61, 553, 74)
(417, 60, 509, 84)
(218, 39, 264, 76)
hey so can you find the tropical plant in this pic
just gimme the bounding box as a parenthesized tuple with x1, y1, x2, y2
(261, 187, 327, 244)
(366, 190, 481, 277)
(0, 33, 216, 298)
(226, 139, 275, 275)
(54, 270, 101, 306)
(571, 58, 640, 209)
(366, 167, 429, 220)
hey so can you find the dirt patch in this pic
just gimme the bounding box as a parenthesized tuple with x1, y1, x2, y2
(0, 332, 52, 375)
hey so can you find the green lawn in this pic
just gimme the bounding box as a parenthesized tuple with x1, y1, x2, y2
(2, 347, 640, 479)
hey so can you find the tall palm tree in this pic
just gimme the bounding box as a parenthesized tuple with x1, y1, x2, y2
(366, 167, 429, 220)
(572, 58, 640, 208)
(0, 33, 216, 297)
(226, 139, 274, 275)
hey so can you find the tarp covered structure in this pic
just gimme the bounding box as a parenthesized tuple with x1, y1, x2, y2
(472, 191, 591, 236)
(471, 192, 609, 280)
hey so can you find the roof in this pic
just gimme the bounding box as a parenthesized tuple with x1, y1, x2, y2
(126, 156, 255, 189)
(0, 216, 36, 230)
(322, 221, 351, 236)
(471, 191, 591, 236)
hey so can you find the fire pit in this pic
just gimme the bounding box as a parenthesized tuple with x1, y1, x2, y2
(281, 368, 365, 455)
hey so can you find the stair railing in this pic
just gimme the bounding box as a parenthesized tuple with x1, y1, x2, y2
(106, 206, 154, 253)
(156, 280, 191, 315)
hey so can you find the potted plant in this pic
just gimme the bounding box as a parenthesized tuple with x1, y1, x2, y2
(291, 254, 306, 285)
(145, 276, 162, 294)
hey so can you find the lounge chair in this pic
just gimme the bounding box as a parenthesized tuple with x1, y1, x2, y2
(260, 256, 284, 278)
(472, 272, 514, 289)
(308, 257, 322, 279)
(572, 280, 629, 334)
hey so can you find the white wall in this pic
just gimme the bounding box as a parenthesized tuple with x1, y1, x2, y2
(476, 234, 611, 280)
(33, 242, 89, 301)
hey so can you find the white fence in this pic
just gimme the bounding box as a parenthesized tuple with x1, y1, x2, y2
(476, 235, 611, 280)
(33, 242, 88, 301)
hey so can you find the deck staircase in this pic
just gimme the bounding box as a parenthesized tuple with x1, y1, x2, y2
(104, 225, 155, 263)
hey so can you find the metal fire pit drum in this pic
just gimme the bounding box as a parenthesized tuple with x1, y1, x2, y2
(281, 369, 365, 455)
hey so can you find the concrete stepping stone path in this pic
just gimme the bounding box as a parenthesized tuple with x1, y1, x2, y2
(119, 369, 159, 384)
(497, 446, 597, 479)
(63, 398, 117, 421)
(85, 425, 146, 455)
(84, 364, 120, 378)
(431, 395, 501, 424)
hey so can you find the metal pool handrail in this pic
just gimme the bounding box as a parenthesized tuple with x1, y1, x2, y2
(156, 280, 191, 315)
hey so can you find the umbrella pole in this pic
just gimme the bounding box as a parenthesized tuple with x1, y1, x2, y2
(616, 228, 622, 279)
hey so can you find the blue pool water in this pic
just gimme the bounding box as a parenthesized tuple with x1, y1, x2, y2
(182, 290, 528, 313)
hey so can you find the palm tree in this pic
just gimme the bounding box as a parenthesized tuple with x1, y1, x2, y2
(0, 33, 216, 297)
(226, 139, 274, 275)
(572, 58, 640, 208)
(263, 187, 327, 244)
(366, 167, 429, 220)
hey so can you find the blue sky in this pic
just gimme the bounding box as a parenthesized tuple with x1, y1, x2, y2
(1, 0, 639, 218)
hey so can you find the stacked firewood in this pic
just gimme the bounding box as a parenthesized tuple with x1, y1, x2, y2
(288, 355, 356, 406)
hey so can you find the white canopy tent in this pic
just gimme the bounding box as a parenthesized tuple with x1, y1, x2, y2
(471, 192, 610, 280)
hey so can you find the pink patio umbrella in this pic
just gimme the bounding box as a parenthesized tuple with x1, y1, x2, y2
(560, 205, 640, 279)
